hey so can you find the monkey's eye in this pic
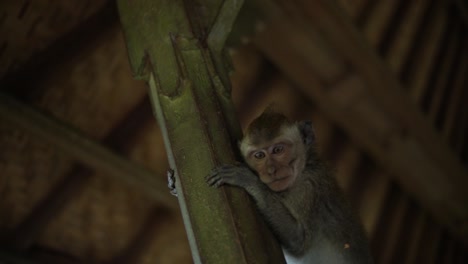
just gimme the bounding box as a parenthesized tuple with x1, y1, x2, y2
(253, 151, 266, 159)
(272, 145, 284, 154)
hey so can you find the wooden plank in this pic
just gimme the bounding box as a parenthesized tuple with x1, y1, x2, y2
(442, 43, 468, 143)
(255, 1, 348, 85)
(436, 232, 456, 264)
(346, 154, 373, 207)
(0, 93, 178, 210)
(455, 244, 468, 264)
(428, 24, 461, 123)
(108, 207, 168, 264)
(355, 0, 377, 28)
(334, 143, 362, 192)
(442, 238, 456, 264)
(416, 221, 443, 264)
(402, 211, 427, 264)
(357, 171, 391, 239)
(1, 2, 118, 98)
(230, 49, 275, 125)
(336, 0, 371, 21)
(291, 0, 467, 180)
(376, 193, 410, 264)
(6, 96, 155, 251)
(387, 201, 423, 263)
(0, 250, 36, 264)
(454, 91, 468, 154)
(463, 141, 468, 163)
(451, 0, 468, 28)
(117, 0, 285, 263)
(399, 0, 438, 83)
(8, 167, 92, 251)
(308, 112, 335, 156)
(406, 4, 449, 104)
(253, 0, 468, 242)
(361, 0, 402, 49)
(368, 186, 399, 261)
(385, 0, 432, 76)
(0, 248, 82, 264)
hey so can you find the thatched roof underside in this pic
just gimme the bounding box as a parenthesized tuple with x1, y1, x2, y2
(0, 0, 467, 263)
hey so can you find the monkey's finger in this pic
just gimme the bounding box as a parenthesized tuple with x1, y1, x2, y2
(206, 174, 224, 187)
(206, 175, 217, 186)
(205, 173, 216, 184)
(209, 178, 225, 188)
(206, 170, 221, 181)
(213, 179, 225, 188)
(207, 169, 231, 181)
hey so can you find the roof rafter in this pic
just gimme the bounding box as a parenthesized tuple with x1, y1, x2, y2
(0, 92, 178, 210)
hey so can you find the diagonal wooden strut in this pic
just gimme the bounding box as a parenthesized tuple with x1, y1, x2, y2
(117, 0, 284, 263)
(0, 92, 178, 210)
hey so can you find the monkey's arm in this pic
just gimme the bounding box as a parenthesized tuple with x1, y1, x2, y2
(206, 165, 306, 255)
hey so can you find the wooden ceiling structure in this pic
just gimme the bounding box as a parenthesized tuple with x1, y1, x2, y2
(0, 0, 467, 263)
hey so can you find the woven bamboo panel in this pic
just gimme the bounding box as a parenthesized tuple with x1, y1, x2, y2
(0, 11, 190, 262)
(0, 0, 108, 77)
(0, 0, 466, 263)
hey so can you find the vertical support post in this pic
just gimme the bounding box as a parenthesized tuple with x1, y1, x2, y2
(117, 0, 285, 263)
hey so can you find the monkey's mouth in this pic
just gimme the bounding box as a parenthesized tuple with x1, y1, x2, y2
(267, 176, 291, 191)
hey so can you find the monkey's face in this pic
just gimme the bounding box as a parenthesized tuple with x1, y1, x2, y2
(244, 139, 303, 192)
(240, 118, 307, 192)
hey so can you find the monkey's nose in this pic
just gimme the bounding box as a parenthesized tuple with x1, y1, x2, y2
(267, 166, 276, 175)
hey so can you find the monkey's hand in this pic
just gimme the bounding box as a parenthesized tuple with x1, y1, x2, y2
(206, 164, 261, 190)
(207, 163, 306, 255)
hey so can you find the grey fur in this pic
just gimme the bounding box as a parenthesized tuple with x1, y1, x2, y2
(206, 122, 373, 264)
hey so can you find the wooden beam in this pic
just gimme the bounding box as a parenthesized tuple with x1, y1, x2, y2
(361, 0, 402, 49)
(7, 167, 92, 251)
(416, 221, 443, 264)
(0, 248, 83, 264)
(334, 143, 362, 191)
(117, 0, 285, 263)
(347, 155, 373, 207)
(454, 244, 468, 263)
(357, 171, 391, 238)
(454, 91, 468, 155)
(0, 92, 178, 210)
(389, 201, 420, 263)
(0, 250, 36, 264)
(109, 207, 170, 264)
(384, 0, 432, 75)
(442, 237, 457, 263)
(310, 114, 336, 156)
(406, 2, 448, 104)
(336, 0, 370, 21)
(1, 1, 118, 98)
(252, 0, 468, 241)
(428, 24, 460, 123)
(451, 0, 468, 28)
(402, 211, 426, 264)
(5, 96, 156, 251)
(442, 44, 468, 143)
(355, 0, 378, 28)
(375, 192, 409, 264)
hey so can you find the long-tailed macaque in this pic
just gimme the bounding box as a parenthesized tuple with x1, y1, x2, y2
(206, 111, 373, 264)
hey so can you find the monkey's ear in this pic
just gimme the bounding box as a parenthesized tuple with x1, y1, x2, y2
(298, 121, 315, 145)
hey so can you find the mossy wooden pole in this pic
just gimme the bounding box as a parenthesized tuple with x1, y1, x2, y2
(117, 1, 285, 263)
